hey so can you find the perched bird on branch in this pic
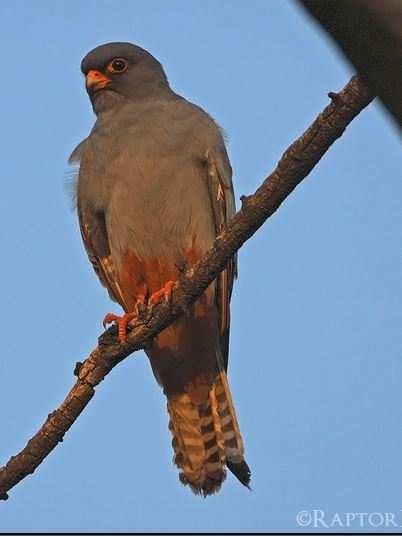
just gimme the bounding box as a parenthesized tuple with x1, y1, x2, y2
(70, 42, 250, 496)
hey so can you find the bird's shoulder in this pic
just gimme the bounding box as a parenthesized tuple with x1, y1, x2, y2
(68, 93, 227, 170)
(166, 95, 224, 140)
(117, 93, 224, 146)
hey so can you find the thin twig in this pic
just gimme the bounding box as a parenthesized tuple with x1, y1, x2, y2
(0, 76, 373, 500)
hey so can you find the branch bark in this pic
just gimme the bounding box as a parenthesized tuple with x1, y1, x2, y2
(0, 76, 373, 500)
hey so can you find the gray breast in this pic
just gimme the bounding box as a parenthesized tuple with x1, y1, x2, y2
(79, 98, 218, 265)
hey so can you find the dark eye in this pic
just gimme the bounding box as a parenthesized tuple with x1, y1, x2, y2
(107, 58, 128, 74)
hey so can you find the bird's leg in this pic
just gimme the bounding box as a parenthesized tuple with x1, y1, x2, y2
(149, 280, 176, 306)
(102, 312, 138, 344)
(103, 283, 149, 344)
(104, 281, 175, 343)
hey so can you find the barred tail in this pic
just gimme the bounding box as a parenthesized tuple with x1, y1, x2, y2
(167, 371, 251, 496)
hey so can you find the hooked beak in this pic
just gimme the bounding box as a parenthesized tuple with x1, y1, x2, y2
(85, 70, 111, 93)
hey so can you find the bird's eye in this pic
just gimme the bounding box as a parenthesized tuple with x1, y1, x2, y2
(107, 58, 128, 74)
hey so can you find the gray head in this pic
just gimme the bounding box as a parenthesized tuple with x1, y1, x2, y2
(81, 42, 170, 114)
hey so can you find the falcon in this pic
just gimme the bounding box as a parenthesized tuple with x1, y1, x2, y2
(70, 42, 251, 495)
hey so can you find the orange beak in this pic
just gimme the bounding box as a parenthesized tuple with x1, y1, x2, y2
(85, 69, 111, 92)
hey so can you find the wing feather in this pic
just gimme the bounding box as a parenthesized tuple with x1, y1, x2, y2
(77, 203, 129, 311)
(205, 146, 237, 370)
(69, 139, 128, 311)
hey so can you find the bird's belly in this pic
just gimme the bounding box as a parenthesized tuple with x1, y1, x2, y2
(104, 159, 214, 310)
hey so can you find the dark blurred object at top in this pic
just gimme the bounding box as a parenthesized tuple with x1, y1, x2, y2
(299, 0, 402, 130)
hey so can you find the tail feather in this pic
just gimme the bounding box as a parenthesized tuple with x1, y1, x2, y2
(167, 370, 250, 496)
(214, 372, 244, 462)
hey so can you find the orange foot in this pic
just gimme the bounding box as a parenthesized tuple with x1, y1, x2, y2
(102, 285, 148, 344)
(149, 280, 176, 306)
(102, 311, 137, 344)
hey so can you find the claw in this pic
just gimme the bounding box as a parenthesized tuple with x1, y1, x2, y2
(102, 311, 138, 343)
(149, 280, 176, 306)
(103, 313, 119, 330)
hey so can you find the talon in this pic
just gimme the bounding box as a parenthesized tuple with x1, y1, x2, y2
(102, 311, 138, 343)
(103, 313, 120, 330)
(149, 280, 176, 306)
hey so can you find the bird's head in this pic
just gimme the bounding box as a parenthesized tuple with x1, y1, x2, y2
(81, 42, 169, 114)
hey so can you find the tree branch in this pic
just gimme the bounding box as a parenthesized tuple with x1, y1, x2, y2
(0, 76, 373, 500)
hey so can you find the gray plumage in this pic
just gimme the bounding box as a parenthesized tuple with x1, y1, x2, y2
(70, 42, 250, 495)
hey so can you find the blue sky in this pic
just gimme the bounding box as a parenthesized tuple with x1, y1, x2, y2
(1, 1, 401, 533)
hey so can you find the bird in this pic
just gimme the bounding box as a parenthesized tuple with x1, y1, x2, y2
(69, 42, 251, 496)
